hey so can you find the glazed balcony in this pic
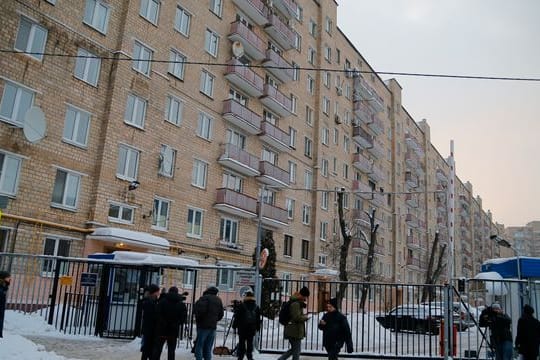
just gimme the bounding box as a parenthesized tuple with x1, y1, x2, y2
(405, 213, 418, 228)
(368, 164, 385, 182)
(264, 13, 294, 50)
(260, 84, 292, 117)
(436, 198, 446, 212)
(214, 188, 257, 218)
(406, 256, 425, 269)
(405, 172, 418, 188)
(405, 151, 419, 169)
(258, 121, 290, 152)
(370, 193, 385, 208)
(368, 91, 385, 113)
(353, 103, 373, 126)
(262, 49, 293, 83)
(353, 153, 372, 173)
(437, 217, 447, 229)
(436, 169, 448, 183)
(406, 234, 421, 249)
(352, 180, 373, 200)
(352, 239, 385, 255)
(353, 126, 373, 149)
(218, 143, 260, 177)
(405, 193, 418, 208)
(231, 0, 269, 26)
(459, 194, 469, 206)
(367, 114, 384, 135)
(257, 161, 290, 188)
(353, 76, 372, 101)
(273, 0, 297, 19)
(258, 202, 288, 228)
(228, 21, 266, 61)
(222, 99, 261, 135)
(224, 59, 264, 97)
(367, 140, 385, 159)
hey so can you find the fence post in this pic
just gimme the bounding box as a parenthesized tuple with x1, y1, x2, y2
(47, 257, 63, 325)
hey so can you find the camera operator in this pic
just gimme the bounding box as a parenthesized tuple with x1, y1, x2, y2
(479, 303, 513, 360)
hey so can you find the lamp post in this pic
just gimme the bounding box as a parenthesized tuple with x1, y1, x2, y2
(490, 235, 521, 280)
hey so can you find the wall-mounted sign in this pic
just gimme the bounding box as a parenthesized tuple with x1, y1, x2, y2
(80, 272, 98, 287)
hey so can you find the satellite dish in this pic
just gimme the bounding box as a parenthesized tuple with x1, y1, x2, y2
(23, 106, 46, 143)
(232, 41, 245, 59)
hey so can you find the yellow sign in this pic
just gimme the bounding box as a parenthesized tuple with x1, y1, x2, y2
(59, 276, 73, 286)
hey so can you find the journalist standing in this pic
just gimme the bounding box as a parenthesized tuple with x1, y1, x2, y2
(0, 271, 11, 338)
(480, 303, 513, 360)
(232, 291, 260, 360)
(515, 304, 540, 360)
(194, 286, 224, 360)
(318, 298, 353, 360)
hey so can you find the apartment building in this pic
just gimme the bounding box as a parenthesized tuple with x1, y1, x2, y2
(0, 0, 504, 288)
(507, 221, 540, 257)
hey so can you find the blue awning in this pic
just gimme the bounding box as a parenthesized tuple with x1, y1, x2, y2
(481, 257, 540, 279)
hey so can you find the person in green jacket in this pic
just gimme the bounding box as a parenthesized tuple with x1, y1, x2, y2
(278, 286, 310, 360)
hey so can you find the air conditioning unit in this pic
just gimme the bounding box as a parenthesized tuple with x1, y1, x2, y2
(335, 114, 342, 124)
(336, 86, 343, 96)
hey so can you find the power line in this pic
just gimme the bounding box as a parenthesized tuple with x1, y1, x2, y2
(2, 49, 540, 82)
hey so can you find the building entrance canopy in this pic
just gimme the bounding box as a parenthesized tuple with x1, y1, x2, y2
(88, 227, 170, 250)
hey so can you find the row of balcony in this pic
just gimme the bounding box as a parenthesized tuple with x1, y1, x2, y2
(353, 76, 384, 113)
(405, 133, 425, 158)
(406, 256, 426, 269)
(353, 102, 384, 135)
(436, 169, 448, 183)
(405, 172, 418, 188)
(352, 127, 386, 159)
(352, 239, 385, 255)
(406, 234, 421, 249)
(405, 193, 418, 208)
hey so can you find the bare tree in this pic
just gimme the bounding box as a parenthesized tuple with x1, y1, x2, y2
(359, 209, 379, 311)
(421, 231, 447, 302)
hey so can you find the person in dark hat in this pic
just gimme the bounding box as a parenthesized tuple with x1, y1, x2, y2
(232, 291, 260, 360)
(515, 304, 540, 360)
(193, 286, 224, 360)
(0, 270, 11, 338)
(318, 298, 353, 360)
(140, 284, 160, 360)
(152, 286, 188, 360)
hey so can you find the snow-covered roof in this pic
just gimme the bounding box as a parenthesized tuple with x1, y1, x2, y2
(88, 227, 170, 250)
(473, 271, 503, 281)
(90, 251, 199, 267)
(313, 268, 339, 276)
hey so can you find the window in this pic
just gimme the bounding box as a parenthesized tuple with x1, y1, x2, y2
(282, 272, 292, 294)
(152, 197, 170, 230)
(288, 161, 296, 183)
(343, 164, 349, 179)
(343, 192, 349, 209)
(336, 49, 341, 64)
(355, 255, 362, 270)
(292, 63, 300, 81)
(325, 16, 333, 34)
(165, 95, 184, 125)
(295, 6, 303, 21)
(321, 159, 328, 177)
(187, 208, 203, 238)
(323, 71, 331, 88)
(333, 128, 339, 144)
(220, 218, 238, 246)
(321, 127, 329, 145)
(175, 6, 191, 36)
(332, 157, 337, 174)
(261, 188, 276, 206)
(197, 112, 213, 140)
(217, 267, 235, 289)
(302, 204, 310, 224)
(0, 81, 35, 126)
(204, 29, 220, 57)
(159, 145, 176, 177)
(133, 41, 153, 76)
(305, 106, 313, 125)
(308, 47, 316, 65)
(200, 70, 215, 97)
(140, 0, 160, 24)
(318, 254, 327, 266)
(307, 75, 314, 95)
(108, 202, 135, 224)
(284, 235, 293, 257)
(51, 169, 81, 209)
(343, 135, 350, 153)
(320, 222, 328, 240)
(222, 172, 243, 192)
(63, 105, 90, 147)
(74, 48, 101, 86)
(304, 170, 312, 190)
(301, 239, 309, 260)
(324, 46, 331, 62)
(14, 17, 48, 61)
(210, 0, 223, 16)
(293, 31, 301, 51)
(0, 151, 23, 196)
(84, 0, 110, 33)
(304, 137, 312, 158)
(288, 127, 297, 148)
(183, 269, 195, 288)
(226, 129, 246, 149)
(168, 49, 186, 80)
(229, 88, 248, 106)
(321, 191, 328, 209)
(261, 148, 277, 164)
(322, 97, 330, 115)
(42, 237, 70, 275)
(290, 94, 297, 114)
(124, 94, 147, 128)
(308, 19, 317, 37)
(0, 229, 10, 253)
(116, 144, 140, 181)
(285, 198, 295, 219)
(192, 159, 208, 188)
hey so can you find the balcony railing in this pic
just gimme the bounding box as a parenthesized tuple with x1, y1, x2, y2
(405, 213, 418, 228)
(368, 115, 384, 135)
(367, 140, 385, 159)
(222, 99, 261, 135)
(259, 121, 290, 152)
(273, 0, 297, 19)
(368, 164, 385, 182)
(405, 151, 419, 169)
(405, 193, 418, 208)
(353, 153, 372, 173)
(231, 0, 269, 25)
(436, 169, 447, 183)
(262, 49, 293, 83)
(264, 13, 294, 50)
(353, 76, 373, 101)
(228, 21, 266, 61)
(224, 59, 264, 97)
(260, 84, 292, 117)
(218, 143, 260, 177)
(214, 188, 257, 218)
(352, 180, 373, 200)
(405, 172, 418, 188)
(406, 257, 425, 269)
(257, 161, 290, 188)
(259, 202, 288, 227)
(353, 126, 373, 149)
(407, 234, 420, 248)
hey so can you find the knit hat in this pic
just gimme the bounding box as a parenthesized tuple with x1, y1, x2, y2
(523, 304, 534, 315)
(146, 284, 160, 294)
(328, 298, 339, 310)
(299, 286, 310, 297)
(491, 303, 501, 310)
(206, 286, 219, 295)
(0, 271, 10, 280)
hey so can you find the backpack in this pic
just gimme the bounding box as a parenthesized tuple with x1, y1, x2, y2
(243, 304, 257, 326)
(278, 300, 292, 326)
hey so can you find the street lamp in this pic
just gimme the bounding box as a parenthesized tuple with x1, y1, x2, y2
(490, 235, 521, 280)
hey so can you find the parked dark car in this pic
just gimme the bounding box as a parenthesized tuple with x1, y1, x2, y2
(422, 301, 476, 331)
(376, 305, 460, 335)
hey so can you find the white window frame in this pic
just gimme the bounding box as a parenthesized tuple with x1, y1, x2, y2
(139, 0, 160, 25)
(301, 239, 309, 260)
(307, 76, 314, 95)
(321, 159, 328, 178)
(187, 207, 204, 238)
(174, 6, 191, 36)
(83, 0, 110, 34)
(324, 46, 331, 62)
(293, 31, 302, 51)
(217, 266, 235, 290)
(304, 169, 312, 190)
(42, 237, 70, 276)
(308, 47, 315, 65)
(304, 137, 312, 158)
(302, 204, 311, 225)
(290, 94, 297, 114)
(292, 62, 300, 81)
(320, 221, 328, 241)
(321, 127, 329, 145)
(306, 106, 313, 125)
(325, 16, 333, 34)
(289, 127, 297, 148)
(14, 17, 48, 61)
(322, 96, 330, 115)
(116, 144, 140, 181)
(108, 202, 135, 224)
(0, 80, 35, 126)
(220, 217, 239, 247)
(152, 196, 171, 230)
(74, 48, 101, 86)
(210, 0, 223, 17)
(288, 161, 297, 183)
(51, 168, 82, 210)
(132, 40, 153, 76)
(197, 112, 213, 140)
(318, 254, 327, 266)
(0, 151, 23, 196)
(309, 19, 317, 37)
(323, 71, 331, 88)
(183, 269, 195, 288)
(63, 104, 90, 148)
(204, 29, 220, 57)
(159, 144, 176, 177)
(168, 49, 186, 80)
(321, 191, 328, 210)
(165, 95, 184, 126)
(200, 70, 215, 97)
(285, 198, 295, 219)
(192, 159, 208, 189)
(124, 93, 147, 129)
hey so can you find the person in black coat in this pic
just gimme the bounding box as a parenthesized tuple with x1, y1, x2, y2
(140, 284, 160, 360)
(152, 286, 188, 360)
(193, 286, 224, 360)
(232, 291, 261, 360)
(318, 298, 353, 360)
(515, 304, 540, 360)
(0, 271, 11, 338)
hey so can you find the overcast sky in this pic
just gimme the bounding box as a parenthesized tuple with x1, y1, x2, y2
(337, 0, 540, 227)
